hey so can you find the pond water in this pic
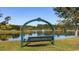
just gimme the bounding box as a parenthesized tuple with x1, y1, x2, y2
(9, 34, 75, 41)
(0, 31, 76, 41)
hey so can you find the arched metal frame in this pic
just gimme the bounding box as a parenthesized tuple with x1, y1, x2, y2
(20, 18, 55, 47)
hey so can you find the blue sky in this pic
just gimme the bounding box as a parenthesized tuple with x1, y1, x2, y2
(0, 7, 60, 25)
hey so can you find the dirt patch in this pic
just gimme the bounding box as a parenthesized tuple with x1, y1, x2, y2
(69, 41, 79, 45)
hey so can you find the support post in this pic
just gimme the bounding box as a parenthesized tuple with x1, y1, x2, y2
(51, 35, 54, 45)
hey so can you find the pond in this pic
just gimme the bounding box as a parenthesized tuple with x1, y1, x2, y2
(0, 31, 76, 41)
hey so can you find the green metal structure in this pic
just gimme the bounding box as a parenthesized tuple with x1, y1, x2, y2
(20, 18, 55, 47)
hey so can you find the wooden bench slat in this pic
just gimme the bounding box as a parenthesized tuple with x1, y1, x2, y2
(26, 36, 54, 42)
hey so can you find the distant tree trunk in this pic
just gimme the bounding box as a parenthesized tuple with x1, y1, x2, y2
(75, 27, 78, 37)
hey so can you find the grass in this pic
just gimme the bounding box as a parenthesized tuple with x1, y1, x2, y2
(0, 38, 79, 51)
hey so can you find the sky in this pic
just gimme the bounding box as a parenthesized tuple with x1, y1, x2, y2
(0, 7, 60, 25)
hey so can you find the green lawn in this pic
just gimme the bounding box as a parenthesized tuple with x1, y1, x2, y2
(0, 38, 79, 51)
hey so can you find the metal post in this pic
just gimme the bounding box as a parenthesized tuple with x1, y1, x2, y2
(51, 35, 54, 45)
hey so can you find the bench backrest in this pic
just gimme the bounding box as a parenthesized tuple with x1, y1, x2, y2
(27, 36, 54, 42)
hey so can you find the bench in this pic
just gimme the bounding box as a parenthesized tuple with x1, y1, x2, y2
(27, 36, 54, 42)
(24, 35, 54, 46)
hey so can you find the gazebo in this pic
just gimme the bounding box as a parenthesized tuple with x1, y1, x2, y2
(20, 18, 55, 47)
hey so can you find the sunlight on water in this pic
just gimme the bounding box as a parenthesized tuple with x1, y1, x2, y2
(0, 31, 76, 41)
(8, 34, 75, 41)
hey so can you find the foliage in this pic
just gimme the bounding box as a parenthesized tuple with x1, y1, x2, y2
(53, 7, 79, 27)
(53, 7, 79, 36)
(0, 12, 11, 30)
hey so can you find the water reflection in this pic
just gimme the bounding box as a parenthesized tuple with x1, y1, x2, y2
(0, 31, 76, 41)
(0, 34, 19, 41)
(31, 30, 53, 36)
(12, 34, 20, 38)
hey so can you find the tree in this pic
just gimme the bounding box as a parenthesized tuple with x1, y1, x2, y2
(0, 12, 11, 30)
(4, 16, 11, 24)
(53, 7, 79, 37)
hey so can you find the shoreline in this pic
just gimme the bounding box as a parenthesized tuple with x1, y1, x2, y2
(0, 37, 79, 42)
(0, 30, 79, 35)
